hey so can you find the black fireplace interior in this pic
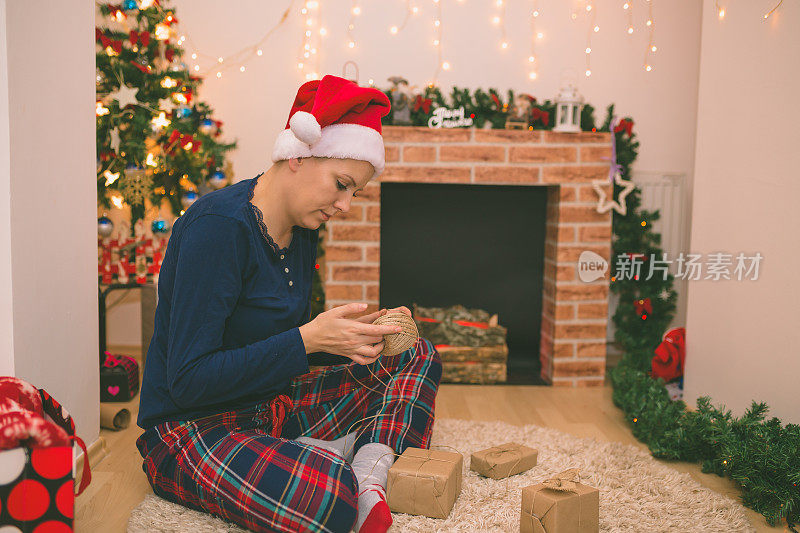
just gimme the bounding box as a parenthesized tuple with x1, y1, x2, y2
(379, 182, 548, 384)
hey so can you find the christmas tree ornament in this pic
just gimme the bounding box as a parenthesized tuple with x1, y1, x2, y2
(593, 170, 635, 215)
(208, 170, 226, 189)
(174, 105, 192, 119)
(122, 0, 139, 11)
(199, 118, 217, 136)
(372, 312, 419, 357)
(119, 166, 152, 207)
(107, 72, 140, 109)
(151, 217, 171, 234)
(98, 216, 114, 237)
(181, 191, 198, 208)
(109, 128, 121, 152)
(169, 61, 188, 73)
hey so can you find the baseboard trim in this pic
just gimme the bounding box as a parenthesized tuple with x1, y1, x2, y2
(76, 435, 108, 487)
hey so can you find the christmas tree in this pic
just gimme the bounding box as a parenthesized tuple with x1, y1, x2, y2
(95, 0, 236, 232)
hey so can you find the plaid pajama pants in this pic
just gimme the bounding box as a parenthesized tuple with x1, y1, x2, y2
(136, 336, 442, 533)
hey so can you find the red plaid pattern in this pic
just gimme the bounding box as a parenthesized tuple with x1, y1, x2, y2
(136, 337, 442, 533)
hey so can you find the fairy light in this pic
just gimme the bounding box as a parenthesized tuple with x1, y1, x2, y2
(150, 111, 170, 130)
(585, 1, 596, 76)
(644, 0, 655, 72)
(715, 1, 725, 20)
(103, 170, 120, 186)
(432, 0, 445, 84)
(347, 0, 360, 49)
(625, 1, 634, 34)
(390, 0, 415, 36)
(496, 0, 509, 50)
(111, 194, 125, 209)
(528, 0, 540, 81)
(96, 102, 110, 116)
(160, 76, 177, 88)
(145, 152, 159, 167)
(763, 0, 783, 19)
(299, 0, 322, 81)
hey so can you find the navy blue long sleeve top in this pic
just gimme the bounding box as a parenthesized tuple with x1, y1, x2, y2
(137, 173, 318, 429)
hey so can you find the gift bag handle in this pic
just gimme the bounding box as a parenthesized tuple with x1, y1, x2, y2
(72, 434, 92, 496)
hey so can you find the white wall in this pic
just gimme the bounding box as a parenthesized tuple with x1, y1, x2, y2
(108, 0, 703, 343)
(684, 1, 800, 423)
(2, 1, 99, 444)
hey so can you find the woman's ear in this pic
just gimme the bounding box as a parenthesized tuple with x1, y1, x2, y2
(286, 157, 303, 172)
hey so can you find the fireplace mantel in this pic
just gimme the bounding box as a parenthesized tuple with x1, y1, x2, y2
(321, 126, 613, 386)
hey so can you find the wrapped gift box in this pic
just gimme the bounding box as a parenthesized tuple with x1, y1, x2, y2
(470, 442, 538, 479)
(100, 351, 139, 402)
(386, 448, 463, 519)
(0, 386, 91, 531)
(520, 469, 599, 533)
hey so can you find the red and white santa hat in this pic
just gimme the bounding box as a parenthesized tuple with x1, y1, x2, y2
(272, 75, 392, 179)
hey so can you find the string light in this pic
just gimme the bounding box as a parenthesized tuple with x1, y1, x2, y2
(432, 0, 445, 84)
(390, 0, 416, 36)
(644, 0, 655, 72)
(300, 0, 322, 80)
(625, 1, 634, 34)
(763, 0, 783, 19)
(528, 0, 540, 81)
(495, 0, 509, 50)
(585, 1, 596, 76)
(715, 1, 725, 20)
(347, 0, 360, 50)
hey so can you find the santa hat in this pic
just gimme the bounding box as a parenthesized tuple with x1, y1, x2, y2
(272, 75, 392, 179)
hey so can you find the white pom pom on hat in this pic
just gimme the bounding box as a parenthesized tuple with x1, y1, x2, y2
(289, 111, 322, 145)
(272, 75, 392, 180)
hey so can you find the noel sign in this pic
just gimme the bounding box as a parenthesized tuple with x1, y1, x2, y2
(428, 106, 473, 129)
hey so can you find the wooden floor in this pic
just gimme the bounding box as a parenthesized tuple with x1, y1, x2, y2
(76, 352, 782, 532)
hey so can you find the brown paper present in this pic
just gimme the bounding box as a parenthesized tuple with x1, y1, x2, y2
(470, 442, 538, 479)
(386, 447, 463, 519)
(520, 469, 599, 533)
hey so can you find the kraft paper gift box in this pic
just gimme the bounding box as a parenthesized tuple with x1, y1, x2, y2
(386, 448, 463, 519)
(520, 469, 599, 533)
(470, 442, 538, 479)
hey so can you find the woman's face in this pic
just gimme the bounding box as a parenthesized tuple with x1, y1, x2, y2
(288, 156, 375, 229)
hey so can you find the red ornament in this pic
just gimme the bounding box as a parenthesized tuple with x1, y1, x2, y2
(412, 95, 432, 114)
(633, 297, 652, 317)
(531, 107, 550, 127)
(615, 118, 634, 136)
(651, 327, 686, 382)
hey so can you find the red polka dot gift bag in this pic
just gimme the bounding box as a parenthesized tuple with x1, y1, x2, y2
(0, 377, 91, 531)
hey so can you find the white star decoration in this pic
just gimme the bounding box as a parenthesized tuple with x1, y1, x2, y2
(659, 289, 671, 300)
(593, 171, 636, 215)
(108, 82, 140, 109)
(109, 128, 121, 151)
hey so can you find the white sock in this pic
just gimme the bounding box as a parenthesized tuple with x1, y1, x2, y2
(350, 442, 395, 532)
(294, 431, 359, 462)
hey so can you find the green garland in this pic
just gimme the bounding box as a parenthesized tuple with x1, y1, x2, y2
(379, 87, 799, 528)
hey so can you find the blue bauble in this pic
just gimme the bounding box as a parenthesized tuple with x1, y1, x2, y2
(98, 216, 114, 238)
(122, 0, 139, 11)
(181, 191, 198, 209)
(151, 218, 171, 234)
(199, 118, 217, 136)
(175, 105, 192, 119)
(208, 170, 226, 190)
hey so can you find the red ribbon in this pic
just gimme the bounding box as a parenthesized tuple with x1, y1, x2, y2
(633, 297, 652, 317)
(166, 130, 201, 153)
(165, 47, 175, 62)
(129, 30, 151, 47)
(531, 107, 550, 126)
(413, 95, 432, 114)
(490, 93, 502, 109)
(651, 327, 685, 382)
(97, 32, 122, 54)
(269, 394, 293, 438)
(615, 118, 634, 136)
(130, 60, 151, 74)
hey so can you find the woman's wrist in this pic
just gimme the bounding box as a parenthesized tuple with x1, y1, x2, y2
(298, 322, 319, 354)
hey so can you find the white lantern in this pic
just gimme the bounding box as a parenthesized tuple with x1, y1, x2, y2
(553, 83, 584, 133)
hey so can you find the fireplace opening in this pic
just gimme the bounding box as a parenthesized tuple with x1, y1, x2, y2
(379, 182, 549, 385)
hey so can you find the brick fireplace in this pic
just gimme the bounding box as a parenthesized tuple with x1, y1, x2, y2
(321, 126, 613, 386)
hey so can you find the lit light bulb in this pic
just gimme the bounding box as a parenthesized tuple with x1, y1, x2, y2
(306, 30, 312, 37)
(301, 8, 307, 14)
(348, 41, 355, 48)
(352, 6, 361, 15)
(191, 53, 197, 59)
(303, 51, 310, 58)
(651, 45, 657, 52)
(585, 69, 592, 76)
(442, 61, 451, 70)
(218, 57, 224, 63)
(718, 8, 725, 19)
(586, 4, 592, 11)
(537, 32, 543, 39)
(528, 55, 535, 62)
(433, 39, 440, 46)
(390, 26, 398, 34)
(307, 18, 313, 26)
(496, 0, 502, 6)
(594, 25, 600, 32)
(304, 43, 310, 50)
(311, 48, 317, 54)
(501, 41, 508, 49)
(533, 10, 539, 17)
(492, 16, 500, 24)
(320, 27, 327, 36)
(412, 6, 418, 13)
(193, 65, 199, 71)
(585, 47, 591, 53)
(368, 78, 374, 85)
(623, 2, 629, 9)
(645, 64, 652, 71)
(571, 12, 577, 20)
(646, 19, 652, 26)
(240, 66, 245, 72)
(216, 71, 222, 78)
(529, 72, 537, 80)
(434, 19, 440, 27)
(298, 62, 304, 69)
(257, 49, 263, 56)
(627, 26, 634, 34)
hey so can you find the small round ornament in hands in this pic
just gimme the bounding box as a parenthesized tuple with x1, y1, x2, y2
(372, 312, 418, 356)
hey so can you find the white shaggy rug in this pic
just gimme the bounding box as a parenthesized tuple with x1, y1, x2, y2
(127, 419, 755, 532)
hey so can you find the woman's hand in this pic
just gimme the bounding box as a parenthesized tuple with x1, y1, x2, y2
(299, 303, 404, 365)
